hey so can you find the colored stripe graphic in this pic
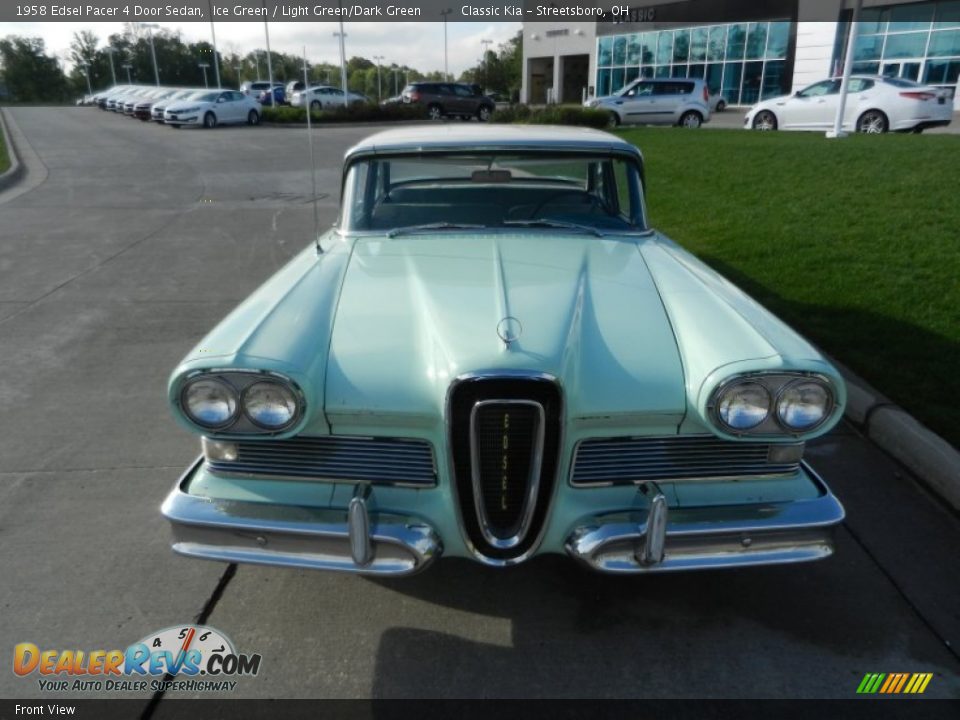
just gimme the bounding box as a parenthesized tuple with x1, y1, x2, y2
(857, 672, 932, 694)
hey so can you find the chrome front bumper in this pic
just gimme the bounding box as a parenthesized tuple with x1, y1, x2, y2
(565, 462, 845, 573)
(161, 459, 442, 576)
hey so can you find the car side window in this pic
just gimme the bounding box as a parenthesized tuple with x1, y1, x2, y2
(848, 79, 874, 93)
(453, 86, 473, 97)
(797, 80, 840, 97)
(232, 91, 244, 101)
(624, 82, 654, 97)
(217, 92, 230, 103)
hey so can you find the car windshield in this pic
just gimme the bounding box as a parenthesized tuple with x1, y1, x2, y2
(341, 152, 646, 234)
(194, 92, 220, 103)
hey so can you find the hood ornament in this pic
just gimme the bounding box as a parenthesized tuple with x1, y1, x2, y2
(497, 317, 523, 346)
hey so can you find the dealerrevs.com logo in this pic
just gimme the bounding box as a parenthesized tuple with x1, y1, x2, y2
(13, 625, 261, 693)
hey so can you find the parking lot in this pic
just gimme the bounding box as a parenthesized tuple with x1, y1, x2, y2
(1, 107, 958, 704)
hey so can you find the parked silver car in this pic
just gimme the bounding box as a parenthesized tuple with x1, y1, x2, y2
(585, 77, 712, 128)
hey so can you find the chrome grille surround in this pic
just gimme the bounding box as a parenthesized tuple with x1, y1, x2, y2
(570, 435, 802, 487)
(205, 435, 437, 487)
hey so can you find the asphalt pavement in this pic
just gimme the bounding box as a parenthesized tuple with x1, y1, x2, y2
(0, 107, 958, 704)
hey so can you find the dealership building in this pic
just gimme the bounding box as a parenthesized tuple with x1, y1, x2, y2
(521, 0, 960, 110)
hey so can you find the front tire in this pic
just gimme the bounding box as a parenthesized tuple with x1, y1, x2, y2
(679, 110, 703, 128)
(752, 110, 778, 131)
(857, 109, 888, 134)
(203, 112, 217, 129)
(716, 100, 726, 112)
(477, 105, 492, 122)
(427, 104, 443, 121)
(247, 109, 260, 126)
(606, 112, 620, 128)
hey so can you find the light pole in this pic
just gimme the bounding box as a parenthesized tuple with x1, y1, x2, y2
(334, 23, 348, 107)
(254, 51, 261, 81)
(828, 0, 864, 138)
(140, 23, 160, 86)
(440, 8, 452, 81)
(480, 39, 492, 91)
(122, 63, 133, 84)
(198, 62, 210, 88)
(79, 62, 92, 95)
(373, 55, 384, 101)
(207, 0, 221, 88)
(104, 46, 118, 85)
(393, 68, 400, 96)
(234, 63, 243, 89)
(263, 1, 274, 97)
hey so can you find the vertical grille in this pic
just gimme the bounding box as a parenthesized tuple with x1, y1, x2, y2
(450, 377, 561, 561)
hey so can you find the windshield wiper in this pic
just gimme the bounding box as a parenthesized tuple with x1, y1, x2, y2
(502, 219, 604, 237)
(387, 222, 486, 238)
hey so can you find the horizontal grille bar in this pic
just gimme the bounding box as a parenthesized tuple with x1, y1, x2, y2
(207, 436, 436, 486)
(571, 436, 800, 486)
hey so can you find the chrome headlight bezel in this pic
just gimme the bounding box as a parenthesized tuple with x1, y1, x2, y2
(241, 380, 301, 431)
(180, 377, 240, 430)
(708, 372, 837, 437)
(175, 369, 305, 436)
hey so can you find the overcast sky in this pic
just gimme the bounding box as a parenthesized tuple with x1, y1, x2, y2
(0, 21, 522, 74)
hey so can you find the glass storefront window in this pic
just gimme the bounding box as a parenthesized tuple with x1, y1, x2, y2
(691, 28, 708, 61)
(936, 0, 960, 24)
(722, 62, 743, 104)
(689, 64, 705, 78)
(597, 68, 611, 96)
(726, 24, 747, 60)
(761, 59, 787, 99)
(855, 34, 885, 61)
(708, 26, 727, 61)
(889, 3, 935, 31)
(657, 32, 674, 64)
(767, 21, 791, 58)
(611, 67, 625, 93)
(741, 61, 764, 104)
(641, 33, 657, 65)
(746, 22, 768, 60)
(706, 63, 724, 93)
(884, 32, 931, 59)
(858, 9, 888, 35)
(626, 34, 641, 65)
(613, 36, 627, 65)
(598, 37, 613, 67)
(852, 61, 881, 74)
(928, 29, 960, 56)
(625, 66, 640, 84)
(673, 30, 690, 62)
(925, 58, 960, 83)
(655, 65, 670, 78)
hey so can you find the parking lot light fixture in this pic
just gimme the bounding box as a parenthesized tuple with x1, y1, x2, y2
(440, 8, 452, 81)
(198, 62, 210, 88)
(333, 24, 349, 107)
(480, 39, 492, 91)
(79, 62, 92, 95)
(207, 0, 221, 88)
(263, 2, 274, 101)
(104, 47, 118, 85)
(373, 55, 384, 101)
(122, 63, 133, 84)
(234, 63, 243, 88)
(140, 23, 161, 86)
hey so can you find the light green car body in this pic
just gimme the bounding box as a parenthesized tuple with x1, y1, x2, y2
(163, 126, 846, 574)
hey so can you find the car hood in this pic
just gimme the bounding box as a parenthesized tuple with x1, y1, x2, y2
(323, 233, 687, 431)
(165, 101, 210, 112)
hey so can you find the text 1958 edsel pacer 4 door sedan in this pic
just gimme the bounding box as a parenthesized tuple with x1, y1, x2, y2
(162, 125, 846, 575)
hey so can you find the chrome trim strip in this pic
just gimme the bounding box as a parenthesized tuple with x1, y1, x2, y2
(568, 434, 803, 487)
(445, 371, 563, 567)
(469, 399, 545, 549)
(162, 458, 441, 576)
(638, 492, 668, 565)
(565, 462, 844, 574)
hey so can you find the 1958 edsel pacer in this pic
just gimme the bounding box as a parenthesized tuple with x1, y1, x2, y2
(162, 125, 846, 575)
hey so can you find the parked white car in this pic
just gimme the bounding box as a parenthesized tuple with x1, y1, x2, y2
(290, 85, 368, 111)
(745, 75, 953, 133)
(163, 90, 262, 129)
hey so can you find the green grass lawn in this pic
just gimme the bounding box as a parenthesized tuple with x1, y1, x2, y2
(616, 127, 960, 447)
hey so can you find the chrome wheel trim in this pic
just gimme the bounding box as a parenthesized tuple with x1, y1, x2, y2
(428, 105, 443, 120)
(753, 111, 776, 131)
(203, 112, 216, 129)
(858, 111, 887, 134)
(681, 111, 701, 128)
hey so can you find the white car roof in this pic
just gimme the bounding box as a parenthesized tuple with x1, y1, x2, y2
(345, 125, 643, 161)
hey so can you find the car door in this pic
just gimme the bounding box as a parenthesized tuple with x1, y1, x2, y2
(652, 81, 694, 123)
(617, 81, 658, 123)
(780, 80, 840, 129)
(451, 84, 476, 114)
(841, 78, 877, 128)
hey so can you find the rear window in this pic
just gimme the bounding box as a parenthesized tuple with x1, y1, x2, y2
(654, 82, 695, 95)
(882, 76, 923, 88)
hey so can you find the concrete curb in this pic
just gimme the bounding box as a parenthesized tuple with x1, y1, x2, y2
(832, 356, 960, 511)
(0, 108, 25, 192)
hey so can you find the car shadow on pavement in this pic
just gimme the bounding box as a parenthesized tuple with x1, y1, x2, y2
(364, 541, 959, 699)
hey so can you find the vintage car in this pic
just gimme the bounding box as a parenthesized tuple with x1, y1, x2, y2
(162, 125, 846, 575)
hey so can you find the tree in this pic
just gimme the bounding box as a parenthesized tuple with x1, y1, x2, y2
(0, 36, 68, 102)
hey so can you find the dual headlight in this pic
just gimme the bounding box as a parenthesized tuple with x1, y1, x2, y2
(711, 375, 835, 435)
(179, 372, 303, 433)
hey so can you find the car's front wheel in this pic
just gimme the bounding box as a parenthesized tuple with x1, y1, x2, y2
(606, 112, 620, 128)
(857, 109, 888, 134)
(247, 110, 260, 126)
(716, 100, 726, 112)
(752, 110, 778, 131)
(679, 110, 703, 128)
(203, 112, 217, 129)
(477, 105, 492, 122)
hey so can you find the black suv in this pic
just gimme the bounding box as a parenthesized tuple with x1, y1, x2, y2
(401, 82, 495, 122)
